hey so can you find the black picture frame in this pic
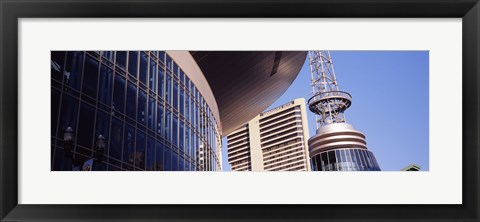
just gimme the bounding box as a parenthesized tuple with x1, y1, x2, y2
(1, 0, 479, 221)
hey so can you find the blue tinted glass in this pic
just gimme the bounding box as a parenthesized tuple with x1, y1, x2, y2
(102, 51, 114, 61)
(116, 51, 127, 70)
(149, 59, 157, 92)
(95, 111, 110, 154)
(148, 97, 155, 131)
(123, 125, 135, 170)
(165, 110, 171, 142)
(65, 51, 84, 90)
(77, 102, 95, 148)
(51, 88, 60, 137)
(185, 127, 190, 158)
(185, 96, 190, 120)
(179, 156, 185, 171)
(166, 75, 172, 104)
(164, 147, 172, 171)
(159, 51, 165, 64)
(179, 88, 184, 115)
(172, 151, 178, 171)
(126, 81, 137, 119)
(146, 137, 155, 171)
(109, 117, 123, 160)
(137, 90, 146, 125)
(57, 94, 79, 138)
(172, 115, 178, 146)
(128, 51, 138, 78)
(157, 103, 164, 135)
(139, 52, 148, 84)
(82, 56, 99, 98)
(173, 81, 178, 110)
(180, 69, 185, 84)
(155, 141, 164, 171)
(51, 51, 65, 82)
(166, 54, 172, 71)
(135, 131, 146, 170)
(173, 62, 179, 77)
(179, 120, 184, 151)
(113, 75, 125, 114)
(98, 65, 113, 105)
(157, 67, 164, 98)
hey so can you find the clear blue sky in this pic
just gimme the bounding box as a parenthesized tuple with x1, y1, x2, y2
(221, 51, 429, 171)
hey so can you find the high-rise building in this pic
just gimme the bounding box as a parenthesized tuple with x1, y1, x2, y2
(307, 51, 381, 171)
(51, 51, 307, 171)
(227, 98, 311, 171)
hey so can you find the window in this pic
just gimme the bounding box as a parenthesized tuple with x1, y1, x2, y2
(155, 141, 164, 171)
(173, 81, 178, 110)
(137, 90, 146, 125)
(166, 54, 172, 71)
(109, 117, 123, 160)
(128, 51, 138, 78)
(51, 51, 65, 82)
(148, 97, 156, 131)
(123, 124, 135, 170)
(51, 88, 61, 137)
(64, 51, 84, 90)
(139, 52, 148, 85)
(116, 51, 127, 70)
(113, 75, 126, 114)
(165, 110, 171, 142)
(82, 56, 99, 98)
(135, 131, 146, 170)
(95, 110, 110, 152)
(179, 120, 185, 152)
(172, 115, 178, 146)
(57, 94, 79, 138)
(164, 146, 172, 171)
(172, 151, 178, 171)
(77, 102, 95, 149)
(158, 51, 165, 64)
(98, 65, 113, 105)
(179, 88, 184, 115)
(157, 103, 164, 135)
(102, 51, 114, 61)
(157, 67, 164, 98)
(165, 75, 172, 104)
(149, 59, 157, 92)
(126, 81, 137, 120)
(146, 137, 155, 171)
(173, 62, 179, 77)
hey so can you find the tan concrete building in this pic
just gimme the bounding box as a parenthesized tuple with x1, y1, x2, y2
(227, 98, 311, 171)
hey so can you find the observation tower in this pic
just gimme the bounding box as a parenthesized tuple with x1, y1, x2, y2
(307, 51, 381, 171)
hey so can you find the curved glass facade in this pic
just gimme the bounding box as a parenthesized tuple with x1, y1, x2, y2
(51, 51, 222, 171)
(310, 148, 381, 171)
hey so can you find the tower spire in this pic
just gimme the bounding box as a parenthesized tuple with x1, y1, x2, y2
(308, 51, 352, 128)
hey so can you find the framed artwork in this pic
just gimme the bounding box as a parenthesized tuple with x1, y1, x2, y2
(1, 0, 479, 221)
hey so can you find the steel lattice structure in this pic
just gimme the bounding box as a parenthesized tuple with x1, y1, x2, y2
(308, 51, 352, 128)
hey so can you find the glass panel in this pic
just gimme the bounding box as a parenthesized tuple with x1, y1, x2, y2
(137, 90, 146, 125)
(158, 51, 165, 64)
(185, 127, 190, 158)
(155, 141, 164, 171)
(116, 51, 127, 70)
(128, 51, 138, 78)
(146, 137, 155, 171)
(109, 117, 123, 160)
(179, 120, 184, 152)
(123, 124, 135, 170)
(148, 96, 155, 131)
(149, 59, 157, 92)
(321, 152, 328, 171)
(135, 131, 146, 170)
(172, 115, 178, 146)
(179, 69, 185, 84)
(77, 102, 95, 149)
(185, 96, 190, 120)
(172, 151, 178, 171)
(102, 51, 114, 61)
(165, 75, 172, 104)
(157, 67, 164, 98)
(57, 94, 79, 138)
(113, 75, 125, 114)
(173, 62, 179, 77)
(164, 146, 172, 171)
(51, 88, 61, 137)
(82, 56, 99, 98)
(165, 110, 171, 142)
(98, 65, 113, 105)
(157, 103, 164, 135)
(179, 87, 184, 115)
(173, 81, 178, 110)
(126, 81, 137, 119)
(166, 54, 172, 71)
(51, 51, 65, 82)
(179, 156, 185, 171)
(95, 111, 110, 156)
(64, 51, 84, 90)
(139, 52, 148, 84)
